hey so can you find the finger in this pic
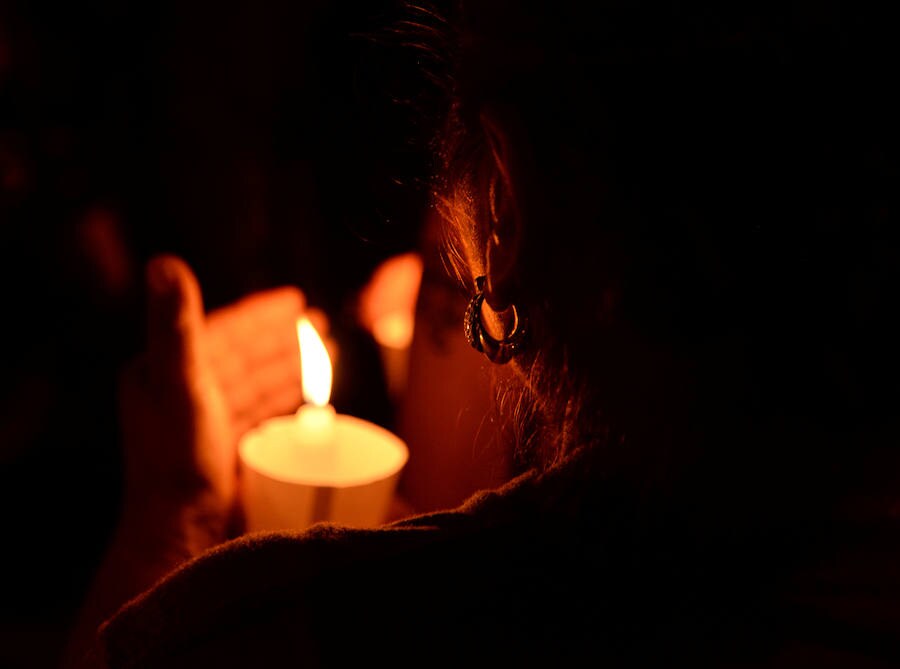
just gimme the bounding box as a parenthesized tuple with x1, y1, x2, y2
(222, 353, 302, 418)
(209, 351, 245, 392)
(206, 288, 304, 386)
(233, 381, 304, 438)
(145, 254, 205, 387)
(261, 381, 304, 421)
(206, 286, 304, 354)
(210, 326, 301, 396)
(211, 326, 300, 375)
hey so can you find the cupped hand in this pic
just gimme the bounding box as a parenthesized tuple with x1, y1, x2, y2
(62, 255, 310, 668)
(118, 254, 305, 535)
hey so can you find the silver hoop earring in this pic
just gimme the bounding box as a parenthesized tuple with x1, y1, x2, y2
(464, 276, 528, 364)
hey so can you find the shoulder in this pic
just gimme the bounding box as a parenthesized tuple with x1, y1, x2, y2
(98, 522, 448, 667)
(98, 471, 545, 668)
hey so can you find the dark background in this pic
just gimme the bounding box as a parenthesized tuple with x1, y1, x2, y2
(0, 2, 437, 666)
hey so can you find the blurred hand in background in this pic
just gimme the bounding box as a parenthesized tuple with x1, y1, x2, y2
(118, 254, 308, 531)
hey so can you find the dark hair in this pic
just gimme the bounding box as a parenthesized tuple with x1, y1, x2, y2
(413, 1, 900, 523)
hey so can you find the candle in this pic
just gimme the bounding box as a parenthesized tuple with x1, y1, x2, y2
(238, 316, 409, 533)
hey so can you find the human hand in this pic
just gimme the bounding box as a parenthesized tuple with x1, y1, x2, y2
(357, 251, 423, 349)
(62, 255, 308, 668)
(118, 254, 305, 539)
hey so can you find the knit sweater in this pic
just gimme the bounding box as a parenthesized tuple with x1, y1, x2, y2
(97, 447, 900, 668)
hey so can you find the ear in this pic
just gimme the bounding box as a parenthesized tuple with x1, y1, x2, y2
(479, 103, 530, 314)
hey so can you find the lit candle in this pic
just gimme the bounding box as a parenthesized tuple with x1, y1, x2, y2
(238, 316, 409, 533)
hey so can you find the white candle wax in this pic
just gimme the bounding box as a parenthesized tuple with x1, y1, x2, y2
(238, 411, 409, 532)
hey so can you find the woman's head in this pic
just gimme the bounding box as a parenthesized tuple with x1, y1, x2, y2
(418, 2, 899, 513)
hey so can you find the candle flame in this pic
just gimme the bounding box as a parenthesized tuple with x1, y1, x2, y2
(297, 317, 332, 407)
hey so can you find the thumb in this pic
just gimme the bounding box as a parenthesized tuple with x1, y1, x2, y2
(145, 254, 206, 387)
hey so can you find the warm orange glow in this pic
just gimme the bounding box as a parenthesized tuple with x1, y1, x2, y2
(372, 312, 415, 349)
(359, 252, 423, 349)
(297, 317, 332, 407)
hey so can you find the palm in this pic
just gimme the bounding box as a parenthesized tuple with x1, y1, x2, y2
(118, 256, 304, 523)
